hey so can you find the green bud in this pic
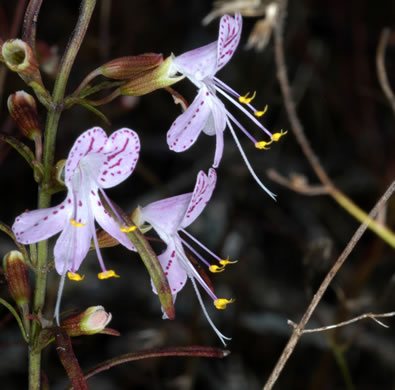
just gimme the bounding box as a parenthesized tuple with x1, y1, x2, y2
(61, 306, 112, 337)
(8, 91, 42, 140)
(101, 53, 164, 80)
(120, 56, 184, 96)
(2, 39, 40, 78)
(3, 250, 31, 308)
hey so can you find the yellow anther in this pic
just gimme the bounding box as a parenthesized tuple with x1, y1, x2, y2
(255, 140, 273, 150)
(120, 225, 137, 233)
(70, 219, 86, 227)
(238, 91, 256, 104)
(98, 270, 120, 279)
(67, 272, 85, 281)
(254, 104, 268, 117)
(214, 298, 235, 310)
(219, 258, 238, 266)
(209, 264, 226, 273)
(271, 130, 288, 142)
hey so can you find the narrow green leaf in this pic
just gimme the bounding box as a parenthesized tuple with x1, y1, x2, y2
(0, 221, 30, 265)
(0, 134, 41, 173)
(0, 297, 29, 342)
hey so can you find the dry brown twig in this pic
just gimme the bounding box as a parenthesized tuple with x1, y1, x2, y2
(263, 180, 395, 390)
(376, 28, 395, 117)
(287, 311, 395, 334)
(261, 0, 395, 388)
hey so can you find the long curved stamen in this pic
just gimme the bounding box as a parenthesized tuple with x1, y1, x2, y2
(180, 237, 211, 267)
(225, 109, 258, 144)
(214, 77, 270, 120)
(215, 85, 273, 138)
(227, 118, 277, 200)
(189, 275, 231, 346)
(54, 225, 76, 325)
(180, 228, 223, 263)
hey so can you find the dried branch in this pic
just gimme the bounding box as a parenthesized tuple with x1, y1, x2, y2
(376, 28, 395, 117)
(262, 180, 395, 390)
(288, 311, 395, 334)
(272, 0, 395, 249)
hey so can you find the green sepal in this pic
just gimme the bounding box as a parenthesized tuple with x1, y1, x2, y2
(101, 199, 175, 320)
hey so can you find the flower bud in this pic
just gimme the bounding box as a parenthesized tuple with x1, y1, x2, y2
(101, 53, 163, 80)
(120, 56, 184, 96)
(60, 306, 112, 337)
(3, 250, 31, 308)
(2, 39, 40, 79)
(8, 91, 42, 140)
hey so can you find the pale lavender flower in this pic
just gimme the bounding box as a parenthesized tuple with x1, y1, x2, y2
(137, 168, 235, 345)
(12, 127, 140, 320)
(167, 13, 286, 199)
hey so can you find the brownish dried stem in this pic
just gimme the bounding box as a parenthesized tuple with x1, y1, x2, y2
(262, 180, 395, 390)
(273, 0, 333, 188)
(22, 0, 43, 52)
(67, 346, 228, 389)
(287, 310, 395, 334)
(376, 28, 395, 117)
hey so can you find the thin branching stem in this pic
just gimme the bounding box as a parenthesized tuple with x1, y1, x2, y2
(262, 180, 395, 390)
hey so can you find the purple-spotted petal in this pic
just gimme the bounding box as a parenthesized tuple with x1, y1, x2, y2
(167, 87, 212, 152)
(181, 169, 217, 228)
(141, 193, 192, 238)
(90, 190, 136, 251)
(12, 198, 72, 244)
(65, 127, 108, 184)
(151, 242, 187, 296)
(99, 128, 140, 188)
(172, 41, 217, 82)
(216, 13, 242, 72)
(54, 219, 92, 274)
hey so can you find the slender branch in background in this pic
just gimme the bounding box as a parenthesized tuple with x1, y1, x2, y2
(272, 0, 395, 249)
(22, 0, 43, 52)
(288, 310, 395, 334)
(376, 28, 395, 117)
(262, 180, 395, 390)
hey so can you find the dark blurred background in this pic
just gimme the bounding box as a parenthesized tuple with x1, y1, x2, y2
(1, 0, 395, 389)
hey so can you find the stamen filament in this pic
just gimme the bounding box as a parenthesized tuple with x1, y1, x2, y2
(227, 118, 277, 200)
(180, 237, 211, 267)
(216, 86, 273, 138)
(190, 275, 231, 346)
(180, 228, 223, 263)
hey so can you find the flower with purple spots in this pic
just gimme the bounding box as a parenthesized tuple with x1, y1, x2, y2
(136, 168, 234, 345)
(167, 13, 285, 199)
(12, 127, 140, 319)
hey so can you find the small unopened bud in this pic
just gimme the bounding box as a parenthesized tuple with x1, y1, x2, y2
(8, 91, 42, 140)
(61, 306, 112, 337)
(120, 56, 184, 96)
(101, 53, 164, 80)
(2, 39, 40, 79)
(3, 250, 31, 308)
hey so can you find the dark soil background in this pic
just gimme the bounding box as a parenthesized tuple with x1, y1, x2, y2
(1, 1, 395, 389)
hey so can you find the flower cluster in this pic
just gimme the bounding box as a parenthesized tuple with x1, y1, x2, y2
(11, 14, 281, 344)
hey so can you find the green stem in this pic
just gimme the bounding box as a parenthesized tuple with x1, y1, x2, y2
(332, 189, 395, 249)
(28, 1, 97, 389)
(0, 297, 29, 343)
